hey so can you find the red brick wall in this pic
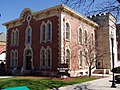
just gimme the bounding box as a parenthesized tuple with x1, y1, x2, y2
(7, 15, 59, 71)
(64, 15, 96, 71)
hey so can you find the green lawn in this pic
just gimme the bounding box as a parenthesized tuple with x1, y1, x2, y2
(0, 77, 97, 90)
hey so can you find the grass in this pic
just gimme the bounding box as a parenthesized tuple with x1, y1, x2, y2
(0, 76, 97, 90)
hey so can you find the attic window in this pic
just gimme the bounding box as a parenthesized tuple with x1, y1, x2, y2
(27, 14, 32, 22)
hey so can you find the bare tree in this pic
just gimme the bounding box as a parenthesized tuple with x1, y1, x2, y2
(62, 0, 120, 21)
(68, 29, 108, 77)
(82, 33, 109, 77)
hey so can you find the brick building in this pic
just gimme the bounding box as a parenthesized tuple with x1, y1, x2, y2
(0, 32, 6, 64)
(3, 4, 119, 77)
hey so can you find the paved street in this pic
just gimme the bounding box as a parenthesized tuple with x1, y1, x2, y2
(58, 76, 120, 90)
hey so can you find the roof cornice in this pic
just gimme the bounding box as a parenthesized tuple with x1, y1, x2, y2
(3, 4, 99, 28)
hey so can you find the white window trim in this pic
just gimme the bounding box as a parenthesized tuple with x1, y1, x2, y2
(25, 26, 32, 45)
(46, 46, 52, 69)
(40, 22, 46, 43)
(23, 46, 34, 70)
(91, 33, 94, 45)
(84, 30, 87, 44)
(10, 49, 18, 68)
(15, 49, 18, 67)
(40, 47, 46, 69)
(10, 50, 14, 67)
(84, 51, 88, 67)
(11, 30, 15, 46)
(65, 47, 71, 64)
(65, 21, 71, 41)
(78, 50, 82, 68)
(78, 27, 82, 44)
(46, 20, 52, 43)
(15, 29, 19, 46)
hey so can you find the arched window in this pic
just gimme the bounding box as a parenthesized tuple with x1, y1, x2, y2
(14, 30, 19, 45)
(91, 33, 94, 45)
(85, 51, 88, 65)
(47, 21, 52, 42)
(15, 30, 19, 46)
(79, 50, 82, 66)
(85, 30, 87, 43)
(40, 48, 46, 67)
(40, 22, 46, 43)
(10, 50, 14, 67)
(66, 23, 70, 40)
(66, 49, 70, 64)
(11, 30, 15, 46)
(26, 27, 32, 44)
(46, 47, 52, 67)
(10, 50, 18, 68)
(14, 50, 18, 67)
(78, 28, 82, 44)
(26, 49, 32, 56)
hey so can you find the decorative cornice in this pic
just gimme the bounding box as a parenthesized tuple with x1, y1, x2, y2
(3, 18, 25, 29)
(3, 4, 99, 29)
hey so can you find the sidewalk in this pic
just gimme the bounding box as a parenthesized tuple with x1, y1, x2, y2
(58, 76, 120, 90)
(0, 76, 13, 78)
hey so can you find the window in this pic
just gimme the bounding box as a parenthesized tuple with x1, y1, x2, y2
(78, 28, 82, 44)
(46, 47, 52, 67)
(42, 25, 45, 41)
(85, 51, 88, 65)
(10, 51, 14, 67)
(91, 33, 94, 45)
(85, 30, 87, 43)
(14, 50, 18, 67)
(11, 29, 19, 46)
(10, 50, 18, 68)
(40, 23, 46, 42)
(79, 50, 82, 66)
(66, 49, 70, 64)
(15, 30, 19, 46)
(26, 49, 32, 56)
(40, 48, 46, 67)
(26, 27, 32, 44)
(47, 22, 52, 42)
(40, 21, 52, 43)
(66, 23, 70, 40)
(11, 30, 15, 46)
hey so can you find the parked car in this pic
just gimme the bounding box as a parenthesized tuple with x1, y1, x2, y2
(115, 75, 120, 82)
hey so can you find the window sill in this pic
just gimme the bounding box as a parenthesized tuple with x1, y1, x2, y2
(66, 39, 70, 42)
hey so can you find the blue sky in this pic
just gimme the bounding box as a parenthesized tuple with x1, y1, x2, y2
(0, 0, 62, 33)
(0, 0, 120, 33)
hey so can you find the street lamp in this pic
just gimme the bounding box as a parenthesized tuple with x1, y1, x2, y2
(111, 32, 116, 88)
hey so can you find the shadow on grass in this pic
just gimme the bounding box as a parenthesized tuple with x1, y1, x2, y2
(0, 78, 64, 90)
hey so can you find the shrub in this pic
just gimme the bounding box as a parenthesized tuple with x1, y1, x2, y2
(113, 66, 120, 73)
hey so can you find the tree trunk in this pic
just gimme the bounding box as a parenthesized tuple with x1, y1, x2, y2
(89, 66, 91, 77)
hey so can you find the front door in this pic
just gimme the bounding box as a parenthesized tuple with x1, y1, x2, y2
(26, 56, 32, 70)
